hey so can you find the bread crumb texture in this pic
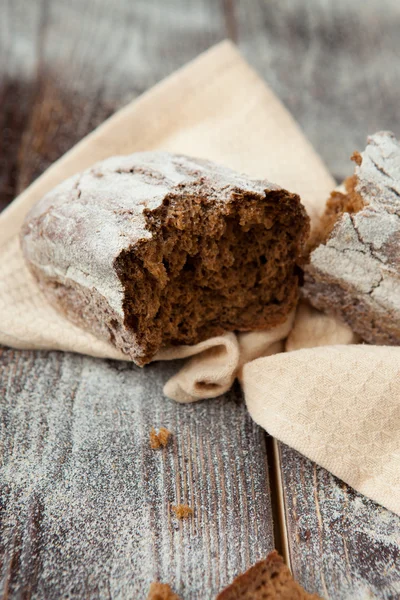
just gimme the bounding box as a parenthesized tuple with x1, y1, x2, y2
(150, 426, 172, 449)
(215, 551, 322, 599)
(307, 173, 364, 252)
(171, 504, 194, 519)
(21, 151, 309, 366)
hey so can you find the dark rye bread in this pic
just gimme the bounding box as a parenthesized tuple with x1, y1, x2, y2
(304, 131, 400, 346)
(21, 151, 309, 366)
(215, 551, 321, 600)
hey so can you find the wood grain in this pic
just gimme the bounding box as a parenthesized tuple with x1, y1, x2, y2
(0, 0, 228, 210)
(0, 349, 274, 599)
(2, 0, 400, 207)
(279, 443, 400, 599)
(1, 0, 400, 598)
(235, 0, 400, 181)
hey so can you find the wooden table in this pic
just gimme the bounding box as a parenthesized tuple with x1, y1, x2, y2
(1, 1, 400, 598)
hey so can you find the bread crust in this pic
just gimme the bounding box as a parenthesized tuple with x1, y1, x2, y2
(304, 132, 400, 345)
(21, 151, 309, 365)
(216, 551, 321, 599)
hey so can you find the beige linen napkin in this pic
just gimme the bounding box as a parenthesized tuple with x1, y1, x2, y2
(1, 41, 399, 515)
(243, 343, 400, 516)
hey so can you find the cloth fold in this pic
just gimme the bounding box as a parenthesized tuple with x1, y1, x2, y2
(0, 41, 399, 515)
(163, 315, 295, 403)
(0, 40, 334, 360)
(243, 345, 400, 516)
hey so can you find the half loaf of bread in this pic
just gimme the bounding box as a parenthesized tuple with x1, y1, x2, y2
(21, 152, 309, 365)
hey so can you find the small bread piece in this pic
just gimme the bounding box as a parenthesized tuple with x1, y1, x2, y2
(149, 427, 172, 449)
(171, 504, 193, 519)
(216, 551, 321, 599)
(147, 582, 182, 600)
(304, 131, 400, 345)
(21, 152, 309, 366)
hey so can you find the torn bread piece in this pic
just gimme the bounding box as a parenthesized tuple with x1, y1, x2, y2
(304, 131, 400, 345)
(146, 552, 320, 599)
(21, 151, 309, 366)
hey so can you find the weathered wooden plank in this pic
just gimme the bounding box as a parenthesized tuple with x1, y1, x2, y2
(235, 0, 400, 182)
(278, 443, 400, 599)
(2, 1, 400, 598)
(0, 349, 274, 599)
(0, 0, 45, 211)
(3, 0, 400, 208)
(0, 0, 229, 207)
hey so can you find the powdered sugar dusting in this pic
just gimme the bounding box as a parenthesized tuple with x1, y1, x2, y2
(21, 151, 278, 317)
(356, 131, 400, 213)
(0, 349, 274, 599)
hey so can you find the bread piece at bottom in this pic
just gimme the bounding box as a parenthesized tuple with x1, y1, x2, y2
(216, 551, 321, 600)
(146, 552, 320, 600)
(147, 582, 182, 600)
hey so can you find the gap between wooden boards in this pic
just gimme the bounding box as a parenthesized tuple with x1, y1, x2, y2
(264, 435, 291, 568)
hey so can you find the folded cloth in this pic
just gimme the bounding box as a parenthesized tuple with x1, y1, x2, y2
(243, 344, 400, 516)
(0, 41, 399, 515)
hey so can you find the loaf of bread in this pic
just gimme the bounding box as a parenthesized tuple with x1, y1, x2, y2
(21, 152, 309, 365)
(303, 131, 400, 345)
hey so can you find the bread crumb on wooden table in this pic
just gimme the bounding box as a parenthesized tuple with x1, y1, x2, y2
(149, 426, 172, 449)
(171, 504, 194, 519)
(146, 582, 182, 600)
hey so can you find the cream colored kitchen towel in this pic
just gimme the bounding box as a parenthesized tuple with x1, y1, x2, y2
(243, 344, 400, 516)
(1, 41, 399, 515)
